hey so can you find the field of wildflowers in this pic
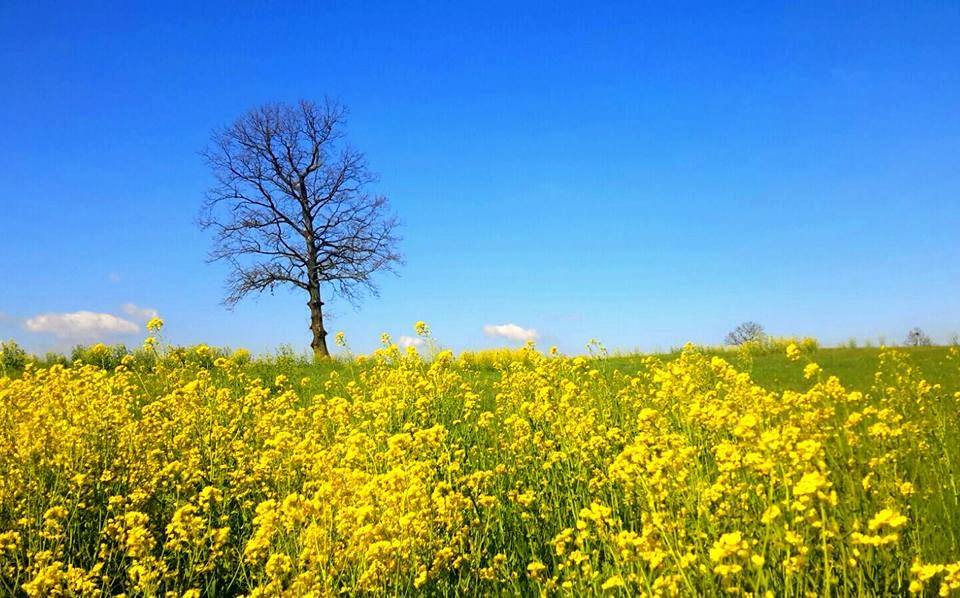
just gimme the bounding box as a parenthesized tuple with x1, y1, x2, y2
(1, 321, 959, 596)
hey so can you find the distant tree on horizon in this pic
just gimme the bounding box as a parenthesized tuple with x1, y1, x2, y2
(904, 327, 932, 347)
(200, 99, 401, 358)
(725, 321, 765, 346)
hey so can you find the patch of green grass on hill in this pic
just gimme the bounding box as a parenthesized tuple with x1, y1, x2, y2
(602, 345, 959, 393)
(244, 345, 960, 401)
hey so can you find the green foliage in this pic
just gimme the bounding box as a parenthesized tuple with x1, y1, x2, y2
(0, 340, 28, 376)
(70, 343, 131, 370)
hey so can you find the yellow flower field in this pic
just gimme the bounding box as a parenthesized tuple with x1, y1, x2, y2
(1, 325, 959, 596)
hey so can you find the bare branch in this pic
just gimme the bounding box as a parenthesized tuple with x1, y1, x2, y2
(199, 99, 402, 356)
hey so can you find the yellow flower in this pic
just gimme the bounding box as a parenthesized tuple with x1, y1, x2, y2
(710, 531, 749, 564)
(803, 362, 821, 379)
(786, 342, 801, 361)
(526, 560, 547, 580)
(515, 490, 536, 507)
(146, 317, 164, 332)
(414, 568, 429, 588)
(868, 508, 908, 531)
(761, 505, 782, 524)
(794, 471, 829, 497)
(265, 553, 292, 579)
(414, 321, 430, 336)
(601, 575, 625, 590)
(0, 330, 956, 594)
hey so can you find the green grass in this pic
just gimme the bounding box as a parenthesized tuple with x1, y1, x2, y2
(6, 344, 958, 397)
(602, 345, 959, 392)
(248, 345, 958, 395)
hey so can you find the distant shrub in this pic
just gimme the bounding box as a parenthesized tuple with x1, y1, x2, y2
(274, 343, 311, 367)
(39, 352, 69, 368)
(71, 343, 130, 370)
(4, 339, 248, 376)
(184, 344, 225, 369)
(0, 340, 29, 376)
(231, 348, 252, 365)
(128, 347, 159, 370)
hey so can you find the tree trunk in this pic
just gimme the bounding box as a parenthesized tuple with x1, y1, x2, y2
(308, 287, 329, 359)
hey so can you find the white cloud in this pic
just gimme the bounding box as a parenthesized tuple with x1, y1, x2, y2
(121, 303, 160, 321)
(24, 311, 139, 339)
(398, 335, 426, 349)
(483, 323, 538, 342)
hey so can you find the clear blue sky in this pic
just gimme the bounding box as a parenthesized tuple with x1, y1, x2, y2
(1, 1, 958, 355)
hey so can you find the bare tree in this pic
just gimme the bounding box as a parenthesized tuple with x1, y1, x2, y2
(904, 327, 932, 347)
(200, 99, 401, 358)
(725, 321, 766, 346)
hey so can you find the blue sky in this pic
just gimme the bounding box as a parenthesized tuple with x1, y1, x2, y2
(1, 1, 958, 355)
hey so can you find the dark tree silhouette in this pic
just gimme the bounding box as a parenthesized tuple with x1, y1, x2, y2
(725, 321, 766, 346)
(200, 99, 401, 358)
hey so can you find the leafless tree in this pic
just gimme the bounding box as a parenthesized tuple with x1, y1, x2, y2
(904, 327, 932, 347)
(200, 99, 401, 358)
(725, 321, 765, 346)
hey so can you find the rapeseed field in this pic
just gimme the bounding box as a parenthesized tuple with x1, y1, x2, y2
(1, 321, 958, 596)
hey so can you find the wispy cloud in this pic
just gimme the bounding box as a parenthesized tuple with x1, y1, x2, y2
(121, 303, 160, 321)
(483, 323, 538, 342)
(398, 335, 426, 349)
(24, 311, 139, 339)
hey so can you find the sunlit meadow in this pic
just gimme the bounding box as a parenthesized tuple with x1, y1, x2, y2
(1, 321, 959, 596)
